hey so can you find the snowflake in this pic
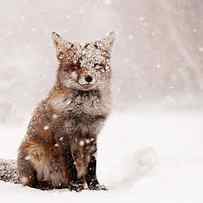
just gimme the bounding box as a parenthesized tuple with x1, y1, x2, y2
(137, 95, 143, 99)
(78, 8, 85, 15)
(59, 137, 64, 141)
(123, 58, 130, 63)
(43, 125, 49, 130)
(139, 17, 145, 22)
(156, 64, 161, 69)
(128, 34, 134, 40)
(65, 15, 71, 20)
(31, 27, 37, 32)
(151, 32, 156, 37)
(25, 156, 31, 160)
(198, 47, 203, 52)
(52, 114, 58, 119)
(86, 139, 90, 144)
(103, 0, 112, 5)
(7, 31, 13, 36)
(20, 15, 25, 21)
(169, 86, 175, 89)
(79, 140, 85, 146)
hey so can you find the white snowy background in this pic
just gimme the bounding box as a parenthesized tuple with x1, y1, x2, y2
(0, 0, 203, 202)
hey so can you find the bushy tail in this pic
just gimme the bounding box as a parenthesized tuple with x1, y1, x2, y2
(0, 159, 19, 184)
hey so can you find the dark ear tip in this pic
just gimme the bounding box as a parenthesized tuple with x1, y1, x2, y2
(52, 32, 60, 40)
(106, 31, 116, 43)
(108, 31, 116, 37)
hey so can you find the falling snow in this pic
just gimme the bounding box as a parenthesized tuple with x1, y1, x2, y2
(156, 64, 161, 69)
(90, 138, 95, 142)
(59, 137, 64, 141)
(43, 125, 49, 130)
(85, 139, 90, 144)
(24, 156, 31, 161)
(198, 47, 203, 52)
(52, 114, 58, 119)
(79, 140, 85, 146)
(139, 16, 145, 22)
(103, 0, 112, 5)
(128, 34, 134, 40)
(0, 1, 202, 120)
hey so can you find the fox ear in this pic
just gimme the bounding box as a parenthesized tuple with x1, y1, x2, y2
(52, 32, 64, 47)
(51, 32, 76, 62)
(52, 32, 73, 50)
(101, 31, 116, 52)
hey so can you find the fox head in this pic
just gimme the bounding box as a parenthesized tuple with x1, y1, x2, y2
(52, 32, 115, 91)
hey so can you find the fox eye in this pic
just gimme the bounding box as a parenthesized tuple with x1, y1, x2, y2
(70, 65, 79, 71)
(94, 63, 105, 70)
(63, 66, 69, 72)
(63, 64, 78, 72)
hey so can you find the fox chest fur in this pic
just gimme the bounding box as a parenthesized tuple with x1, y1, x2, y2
(47, 87, 111, 137)
(49, 88, 111, 117)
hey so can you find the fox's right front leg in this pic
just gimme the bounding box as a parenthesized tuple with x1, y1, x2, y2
(65, 148, 85, 192)
(17, 151, 37, 187)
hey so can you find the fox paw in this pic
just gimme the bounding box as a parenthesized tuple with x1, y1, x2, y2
(88, 184, 107, 191)
(69, 183, 84, 192)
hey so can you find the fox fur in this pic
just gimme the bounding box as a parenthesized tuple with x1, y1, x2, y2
(0, 32, 115, 191)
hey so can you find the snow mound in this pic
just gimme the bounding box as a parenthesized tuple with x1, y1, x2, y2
(113, 146, 158, 190)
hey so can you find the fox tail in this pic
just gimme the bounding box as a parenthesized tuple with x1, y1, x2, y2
(0, 159, 19, 184)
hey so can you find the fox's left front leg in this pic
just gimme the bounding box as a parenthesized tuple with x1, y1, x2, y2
(65, 148, 85, 192)
(85, 156, 107, 191)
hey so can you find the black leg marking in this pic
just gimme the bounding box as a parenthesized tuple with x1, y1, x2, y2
(85, 156, 107, 191)
(65, 148, 84, 192)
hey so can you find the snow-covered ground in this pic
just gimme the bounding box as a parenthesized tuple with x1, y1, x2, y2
(0, 112, 203, 203)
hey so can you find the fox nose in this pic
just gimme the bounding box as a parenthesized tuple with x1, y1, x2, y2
(85, 75, 93, 83)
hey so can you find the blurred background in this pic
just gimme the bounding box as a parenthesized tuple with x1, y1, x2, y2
(0, 0, 203, 124)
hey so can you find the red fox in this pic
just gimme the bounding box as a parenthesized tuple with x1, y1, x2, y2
(0, 32, 115, 191)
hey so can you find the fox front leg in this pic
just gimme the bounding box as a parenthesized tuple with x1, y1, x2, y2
(85, 156, 107, 191)
(65, 148, 85, 192)
(17, 152, 38, 188)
